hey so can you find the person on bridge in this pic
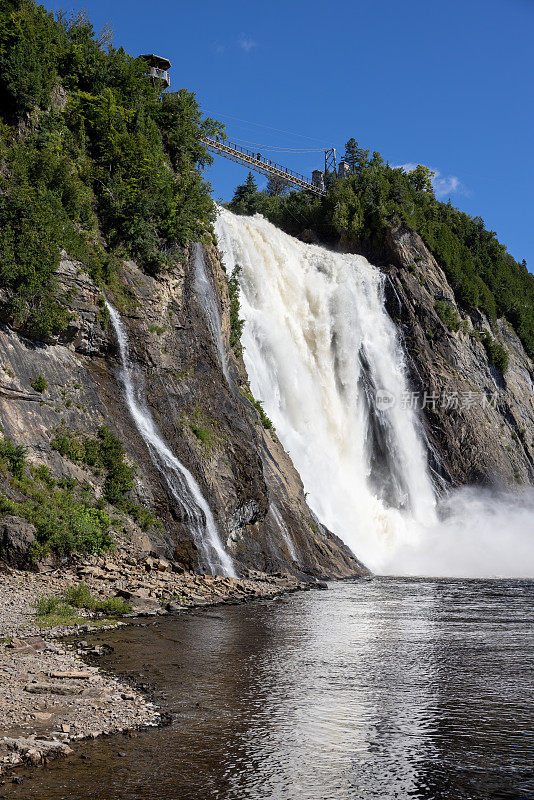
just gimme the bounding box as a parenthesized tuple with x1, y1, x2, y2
(256, 152, 261, 160)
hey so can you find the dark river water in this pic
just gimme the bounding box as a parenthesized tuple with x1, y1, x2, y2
(7, 578, 534, 800)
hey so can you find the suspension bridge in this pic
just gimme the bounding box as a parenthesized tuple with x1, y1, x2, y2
(202, 136, 327, 197)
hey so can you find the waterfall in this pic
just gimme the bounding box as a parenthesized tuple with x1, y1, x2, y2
(216, 208, 534, 578)
(270, 503, 298, 563)
(193, 243, 230, 383)
(105, 300, 236, 578)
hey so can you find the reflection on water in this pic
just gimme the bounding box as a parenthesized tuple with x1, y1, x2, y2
(10, 579, 534, 800)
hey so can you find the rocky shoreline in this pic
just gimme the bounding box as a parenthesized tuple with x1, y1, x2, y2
(0, 555, 315, 778)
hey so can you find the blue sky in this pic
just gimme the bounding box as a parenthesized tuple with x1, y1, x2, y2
(45, 0, 533, 268)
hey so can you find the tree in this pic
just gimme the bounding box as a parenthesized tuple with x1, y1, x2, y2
(408, 165, 435, 193)
(343, 138, 370, 174)
(266, 175, 290, 197)
(344, 139, 358, 173)
(228, 172, 261, 214)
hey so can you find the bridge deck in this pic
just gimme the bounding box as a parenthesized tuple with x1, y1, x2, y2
(202, 137, 326, 197)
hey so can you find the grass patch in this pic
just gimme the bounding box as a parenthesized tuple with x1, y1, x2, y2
(190, 423, 211, 445)
(35, 584, 131, 624)
(181, 406, 219, 450)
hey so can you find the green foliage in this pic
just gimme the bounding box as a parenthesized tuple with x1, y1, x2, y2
(227, 264, 244, 356)
(343, 138, 371, 176)
(31, 374, 48, 392)
(50, 425, 157, 529)
(0, 0, 61, 116)
(0, 437, 26, 479)
(235, 153, 534, 360)
(434, 301, 461, 332)
(0, 1, 221, 337)
(63, 582, 131, 614)
(35, 584, 131, 621)
(32, 494, 113, 556)
(33, 463, 55, 486)
(241, 389, 273, 430)
(34, 595, 78, 621)
(0, 480, 113, 556)
(190, 423, 211, 445)
(97, 425, 135, 503)
(63, 581, 95, 608)
(228, 172, 260, 215)
(482, 333, 509, 373)
(266, 175, 290, 197)
(51, 425, 134, 504)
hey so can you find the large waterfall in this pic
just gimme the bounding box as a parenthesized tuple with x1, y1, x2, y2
(106, 301, 236, 578)
(216, 209, 534, 578)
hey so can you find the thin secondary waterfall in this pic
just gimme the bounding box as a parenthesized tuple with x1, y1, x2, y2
(270, 503, 298, 562)
(216, 209, 534, 578)
(193, 243, 230, 383)
(106, 300, 236, 578)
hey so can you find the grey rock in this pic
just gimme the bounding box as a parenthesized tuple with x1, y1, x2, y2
(0, 517, 36, 568)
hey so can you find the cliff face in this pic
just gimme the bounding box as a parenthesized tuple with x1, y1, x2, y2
(381, 224, 534, 488)
(0, 243, 365, 579)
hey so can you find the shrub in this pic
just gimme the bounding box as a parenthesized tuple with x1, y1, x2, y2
(227, 264, 244, 356)
(63, 582, 95, 609)
(190, 423, 211, 445)
(50, 430, 85, 461)
(434, 301, 461, 332)
(31, 375, 48, 392)
(33, 464, 55, 486)
(0, 437, 26, 479)
(51, 426, 135, 503)
(34, 586, 131, 622)
(54, 584, 131, 616)
(34, 595, 77, 621)
(483, 334, 509, 373)
(95, 596, 131, 616)
(240, 389, 273, 430)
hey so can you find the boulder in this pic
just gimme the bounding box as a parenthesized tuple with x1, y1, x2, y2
(0, 516, 36, 567)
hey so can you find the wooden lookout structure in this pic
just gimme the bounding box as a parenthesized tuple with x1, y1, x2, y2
(141, 54, 171, 90)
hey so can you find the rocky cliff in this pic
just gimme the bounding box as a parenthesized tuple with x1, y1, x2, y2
(380, 223, 534, 488)
(0, 242, 366, 579)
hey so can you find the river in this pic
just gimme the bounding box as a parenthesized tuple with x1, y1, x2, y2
(9, 578, 533, 800)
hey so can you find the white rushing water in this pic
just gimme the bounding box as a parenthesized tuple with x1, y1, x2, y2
(216, 208, 534, 578)
(106, 300, 236, 578)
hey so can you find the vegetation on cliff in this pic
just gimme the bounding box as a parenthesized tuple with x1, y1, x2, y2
(0, 0, 222, 339)
(229, 151, 534, 360)
(0, 424, 157, 559)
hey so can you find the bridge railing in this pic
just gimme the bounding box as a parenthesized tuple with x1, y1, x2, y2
(202, 136, 326, 197)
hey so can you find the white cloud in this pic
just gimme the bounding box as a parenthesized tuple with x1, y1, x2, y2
(396, 162, 467, 199)
(238, 35, 257, 52)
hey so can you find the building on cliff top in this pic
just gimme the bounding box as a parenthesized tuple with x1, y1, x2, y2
(141, 54, 171, 91)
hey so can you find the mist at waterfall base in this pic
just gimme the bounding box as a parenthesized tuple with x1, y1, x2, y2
(105, 300, 236, 578)
(216, 209, 534, 579)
